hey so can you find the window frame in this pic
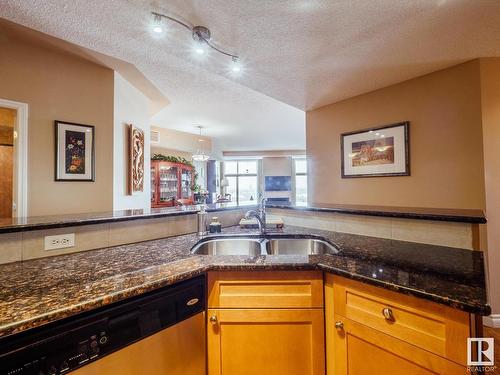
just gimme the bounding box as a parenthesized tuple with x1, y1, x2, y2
(223, 159, 260, 205)
(293, 157, 307, 206)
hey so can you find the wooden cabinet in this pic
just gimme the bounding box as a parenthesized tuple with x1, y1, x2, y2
(332, 315, 465, 375)
(207, 271, 325, 375)
(325, 274, 470, 375)
(150, 160, 194, 207)
(207, 308, 324, 375)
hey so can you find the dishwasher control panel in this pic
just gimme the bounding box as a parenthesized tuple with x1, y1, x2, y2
(5, 329, 108, 375)
(0, 276, 205, 375)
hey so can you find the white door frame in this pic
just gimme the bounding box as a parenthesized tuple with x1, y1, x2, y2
(0, 98, 28, 218)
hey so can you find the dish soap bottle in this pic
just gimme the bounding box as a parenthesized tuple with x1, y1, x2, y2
(209, 217, 222, 233)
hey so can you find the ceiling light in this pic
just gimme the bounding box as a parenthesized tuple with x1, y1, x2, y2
(194, 41, 206, 55)
(192, 126, 210, 162)
(151, 12, 240, 66)
(152, 13, 163, 33)
(231, 57, 242, 73)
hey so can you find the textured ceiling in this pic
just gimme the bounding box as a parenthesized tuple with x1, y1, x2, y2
(2, 0, 500, 151)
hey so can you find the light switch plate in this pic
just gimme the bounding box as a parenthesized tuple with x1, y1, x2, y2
(44, 233, 75, 251)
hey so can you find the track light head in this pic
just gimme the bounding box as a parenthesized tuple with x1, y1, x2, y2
(152, 13, 163, 33)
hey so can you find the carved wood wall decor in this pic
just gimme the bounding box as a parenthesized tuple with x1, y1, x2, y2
(128, 124, 145, 195)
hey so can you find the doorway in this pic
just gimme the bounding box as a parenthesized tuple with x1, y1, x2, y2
(0, 107, 16, 217)
(0, 99, 28, 218)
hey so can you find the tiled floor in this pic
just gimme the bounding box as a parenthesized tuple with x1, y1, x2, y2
(483, 326, 500, 374)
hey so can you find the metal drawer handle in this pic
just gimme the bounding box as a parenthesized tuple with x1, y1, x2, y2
(382, 307, 395, 322)
(186, 298, 199, 306)
(334, 321, 344, 331)
(210, 315, 218, 325)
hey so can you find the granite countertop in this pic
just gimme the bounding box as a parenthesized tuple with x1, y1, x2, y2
(0, 203, 255, 234)
(269, 203, 487, 223)
(0, 226, 490, 339)
(0, 203, 485, 234)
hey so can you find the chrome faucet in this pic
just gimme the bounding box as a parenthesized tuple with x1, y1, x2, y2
(244, 197, 267, 235)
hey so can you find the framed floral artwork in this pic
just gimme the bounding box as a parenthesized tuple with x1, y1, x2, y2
(55, 120, 95, 181)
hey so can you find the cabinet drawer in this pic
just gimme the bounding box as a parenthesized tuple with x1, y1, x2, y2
(208, 271, 324, 308)
(332, 315, 466, 375)
(332, 276, 470, 365)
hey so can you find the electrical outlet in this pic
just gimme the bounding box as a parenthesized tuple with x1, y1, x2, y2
(44, 233, 75, 251)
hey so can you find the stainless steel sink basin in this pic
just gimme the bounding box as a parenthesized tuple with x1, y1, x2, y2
(191, 238, 264, 256)
(266, 238, 339, 255)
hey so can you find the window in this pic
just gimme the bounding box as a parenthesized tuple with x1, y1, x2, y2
(294, 158, 307, 206)
(224, 160, 259, 205)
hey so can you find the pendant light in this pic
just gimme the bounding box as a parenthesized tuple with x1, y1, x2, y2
(192, 126, 210, 162)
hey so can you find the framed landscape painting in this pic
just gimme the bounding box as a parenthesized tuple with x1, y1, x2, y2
(55, 120, 95, 181)
(341, 122, 410, 178)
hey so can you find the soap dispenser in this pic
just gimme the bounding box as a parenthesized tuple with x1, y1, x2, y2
(197, 205, 208, 236)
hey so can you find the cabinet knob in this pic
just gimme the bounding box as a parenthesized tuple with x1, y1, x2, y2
(334, 321, 344, 331)
(382, 307, 395, 322)
(210, 315, 218, 325)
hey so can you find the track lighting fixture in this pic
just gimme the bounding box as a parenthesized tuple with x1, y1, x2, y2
(151, 11, 242, 72)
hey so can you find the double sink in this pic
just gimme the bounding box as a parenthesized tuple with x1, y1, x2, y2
(191, 237, 339, 256)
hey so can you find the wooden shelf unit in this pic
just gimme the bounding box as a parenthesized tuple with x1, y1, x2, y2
(151, 160, 194, 207)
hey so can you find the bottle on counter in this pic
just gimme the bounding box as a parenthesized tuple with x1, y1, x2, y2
(209, 217, 222, 233)
(197, 206, 208, 236)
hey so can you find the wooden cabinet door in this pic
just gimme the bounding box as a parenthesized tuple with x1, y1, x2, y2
(332, 315, 465, 375)
(150, 161, 158, 206)
(156, 162, 179, 206)
(179, 165, 194, 203)
(208, 308, 325, 375)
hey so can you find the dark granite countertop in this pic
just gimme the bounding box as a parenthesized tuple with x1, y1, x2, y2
(0, 226, 489, 339)
(268, 203, 487, 224)
(0, 203, 255, 234)
(0, 203, 485, 234)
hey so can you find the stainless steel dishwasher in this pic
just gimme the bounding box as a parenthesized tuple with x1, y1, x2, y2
(0, 276, 206, 375)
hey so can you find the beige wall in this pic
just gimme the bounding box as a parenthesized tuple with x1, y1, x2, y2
(151, 126, 212, 156)
(113, 72, 151, 210)
(151, 147, 192, 160)
(307, 60, 486, 210)
(0, 24, 114, 216)
(480, 58, 500, 317)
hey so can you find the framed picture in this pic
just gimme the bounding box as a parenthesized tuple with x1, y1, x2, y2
(55, 120, 95, 181)
(341, 121, 410, 178)
(128, 124, 145, 195)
